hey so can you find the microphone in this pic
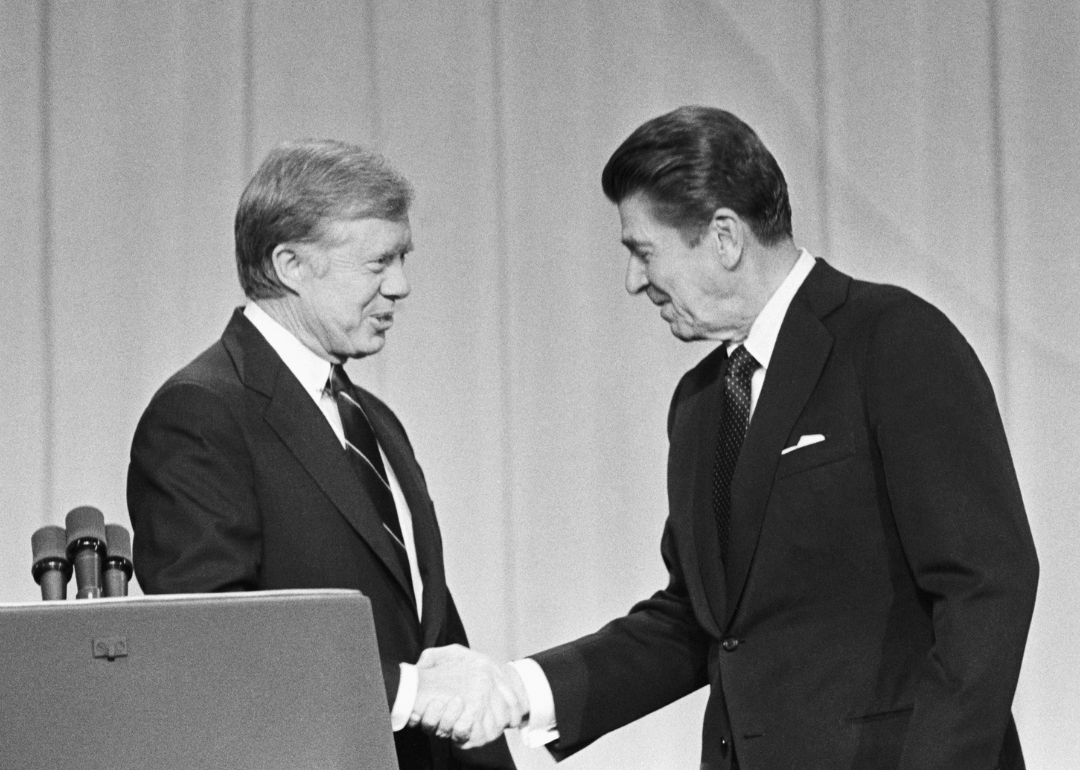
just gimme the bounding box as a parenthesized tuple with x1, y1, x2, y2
(103, 524, 133, 597)
(65, 506, 108, 599)
(31, 525, 72, 601)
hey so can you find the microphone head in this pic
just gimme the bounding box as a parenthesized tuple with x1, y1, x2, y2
(31, 525, 68, 563)
(105, 524, 132, 562)
(65, 506, 107, 548)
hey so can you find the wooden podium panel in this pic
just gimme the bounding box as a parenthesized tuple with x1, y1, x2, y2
(0, 589, 398, 769)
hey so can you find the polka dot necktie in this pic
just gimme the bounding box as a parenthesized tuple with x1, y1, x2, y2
(712, 345, 760, 569)
(328, 364, 406, 548)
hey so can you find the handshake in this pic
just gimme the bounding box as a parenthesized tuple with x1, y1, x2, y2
(406, 645, 531, 748)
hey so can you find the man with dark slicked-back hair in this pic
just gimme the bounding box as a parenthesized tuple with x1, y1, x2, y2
(411, 107, 1038, 770)
(127, 140, 517, 770)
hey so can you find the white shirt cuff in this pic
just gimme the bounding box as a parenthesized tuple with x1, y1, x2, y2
(511, 658, 560, 747)
(390, 662, 419, 731)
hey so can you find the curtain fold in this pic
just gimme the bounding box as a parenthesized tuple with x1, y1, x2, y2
(2, 1, 1076, 766)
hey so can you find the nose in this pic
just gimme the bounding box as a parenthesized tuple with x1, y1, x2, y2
(625, 255, 648, 295)
(382, 259, 411, 300)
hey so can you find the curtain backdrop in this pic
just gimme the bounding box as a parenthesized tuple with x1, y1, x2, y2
(3, 1, 1077, 767)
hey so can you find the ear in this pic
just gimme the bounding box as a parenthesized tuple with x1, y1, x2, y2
(270, 244, 307, 294)
(709, 208, 745, 271)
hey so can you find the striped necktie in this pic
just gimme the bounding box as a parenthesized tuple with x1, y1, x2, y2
(328, 365, 405, 547)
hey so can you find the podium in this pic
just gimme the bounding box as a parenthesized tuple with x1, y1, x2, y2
(0, 589, 399, 769)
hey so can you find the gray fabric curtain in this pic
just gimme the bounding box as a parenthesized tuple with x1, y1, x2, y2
(2, 1, 1076, 766)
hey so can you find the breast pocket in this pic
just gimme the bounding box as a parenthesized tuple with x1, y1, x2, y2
(775, 435, 855, 479)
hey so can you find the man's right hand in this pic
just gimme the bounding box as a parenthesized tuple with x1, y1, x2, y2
(408, 644, 529, 748)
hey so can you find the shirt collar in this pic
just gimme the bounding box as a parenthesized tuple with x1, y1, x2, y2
(729, 248, 816, 369)
(244, 302, 334, 399)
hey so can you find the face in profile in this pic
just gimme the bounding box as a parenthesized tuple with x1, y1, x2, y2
(618, 194, 740, 343)
(290, 217, 413, 361)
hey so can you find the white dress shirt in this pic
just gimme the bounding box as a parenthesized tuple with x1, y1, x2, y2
(515, 249, 818, 747)
(735, 248, 817, 417)
(243, 303, 424, 729)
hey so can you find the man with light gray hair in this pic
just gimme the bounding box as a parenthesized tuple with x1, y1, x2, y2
(128, 139, 517, 770)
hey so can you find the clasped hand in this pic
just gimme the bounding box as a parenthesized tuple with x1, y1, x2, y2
(408, 644, 529, 748)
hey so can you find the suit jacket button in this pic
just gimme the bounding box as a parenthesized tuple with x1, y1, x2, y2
(719, 736, 730, 757)
(721, 637, 739, 652)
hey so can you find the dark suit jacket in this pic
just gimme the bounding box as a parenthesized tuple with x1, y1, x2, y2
(533, 260, 1038, 770)
(128, 309, 514, 770)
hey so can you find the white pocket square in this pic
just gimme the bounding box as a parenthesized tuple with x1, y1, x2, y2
(781, 434, 826, 455)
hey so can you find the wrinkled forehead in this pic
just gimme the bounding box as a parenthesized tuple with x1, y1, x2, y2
(315, 215, 413, 251)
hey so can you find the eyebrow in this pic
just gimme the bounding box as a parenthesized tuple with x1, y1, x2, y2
(378, 241, 413, 259)
(621, 236, 649, 250)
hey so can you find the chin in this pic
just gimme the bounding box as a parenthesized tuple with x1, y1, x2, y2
(668, 322, 700, 342)
(361, 338, 387, 356)
(344, 334, 387, 359)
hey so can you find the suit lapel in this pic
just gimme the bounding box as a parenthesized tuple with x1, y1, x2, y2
(264, 381, 417, 603)
(358, 391, 447, 644)
(221, 310, 416, 602)
(722, 261, 848, 628)
(670, 346, 728, 637)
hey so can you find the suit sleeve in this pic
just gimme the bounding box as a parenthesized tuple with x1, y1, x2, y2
(531, 524, 711, 758)
(530, 379, 711, 758)
(865, 299, 1038, 769)
(127, 380, 262, 593)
